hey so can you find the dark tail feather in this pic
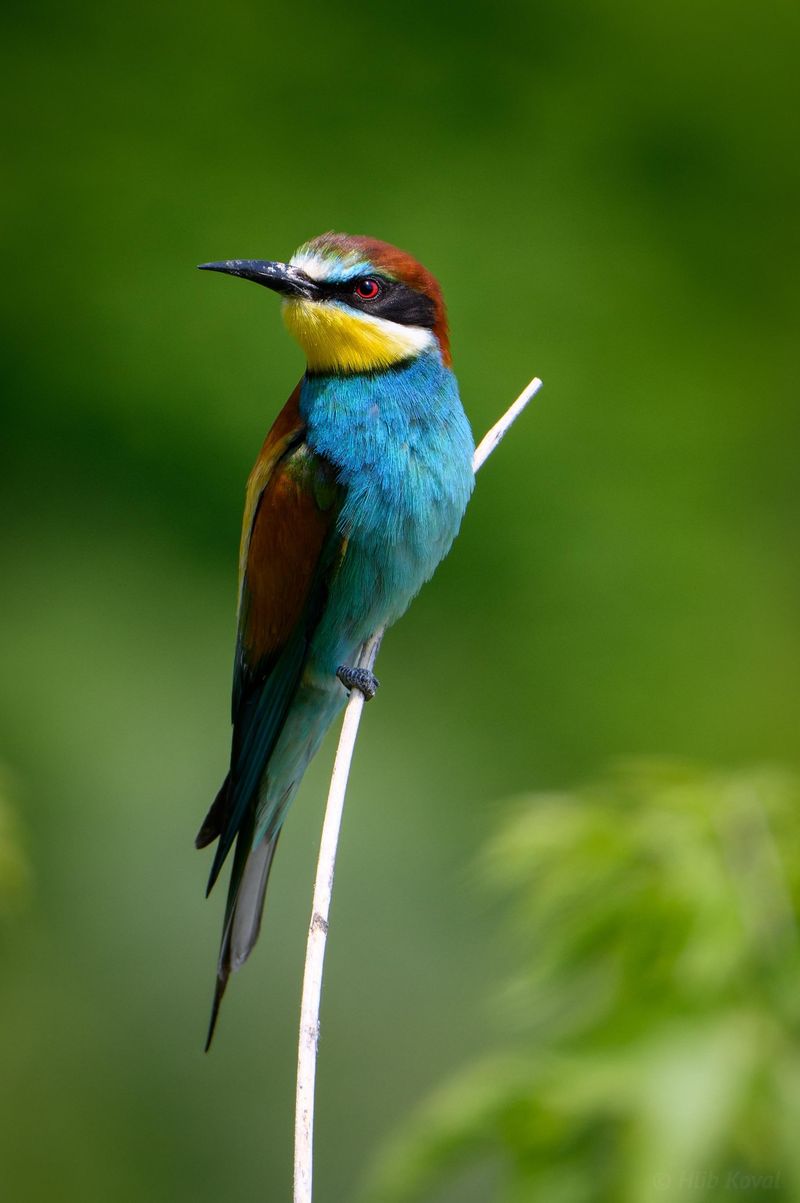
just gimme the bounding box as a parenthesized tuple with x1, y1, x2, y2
(196, 774, 232, 850)
(205, 960, 231, 1052)
(204, 629, 308, 898)
(204, 826, 281, 1051)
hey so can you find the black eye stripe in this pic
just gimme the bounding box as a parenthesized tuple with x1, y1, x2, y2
(321, 277, 436, 329)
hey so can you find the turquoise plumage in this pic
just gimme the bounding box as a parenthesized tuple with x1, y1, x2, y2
(197, 233, 474, 1045)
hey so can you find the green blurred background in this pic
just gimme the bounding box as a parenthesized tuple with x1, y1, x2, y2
(1, 1, 798, 1200)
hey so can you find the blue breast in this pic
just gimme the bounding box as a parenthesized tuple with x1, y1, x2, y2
(300, 350, 474, 667)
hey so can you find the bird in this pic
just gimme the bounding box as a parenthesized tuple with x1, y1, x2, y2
(196, 232, 475, 1047)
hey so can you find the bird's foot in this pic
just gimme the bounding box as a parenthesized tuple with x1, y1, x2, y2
(336, 665, 380, 701)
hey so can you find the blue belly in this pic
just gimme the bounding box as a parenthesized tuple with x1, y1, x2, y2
(299, 351, 475, 672)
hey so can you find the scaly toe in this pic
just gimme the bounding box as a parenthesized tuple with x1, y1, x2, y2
(336, 665, 380, 701)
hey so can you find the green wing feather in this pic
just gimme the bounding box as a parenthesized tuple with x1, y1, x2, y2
(196, 387, 344, 1046)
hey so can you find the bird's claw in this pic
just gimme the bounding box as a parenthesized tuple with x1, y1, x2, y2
(336, 665, 379, 701)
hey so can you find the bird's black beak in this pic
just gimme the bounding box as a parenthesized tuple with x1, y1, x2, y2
(197, 259, 320, 300)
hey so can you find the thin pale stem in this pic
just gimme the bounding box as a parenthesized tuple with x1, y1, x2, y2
(293, 631, 381, 1201)
(292, 375, 543, 1203)
(473, 377, 543, 472)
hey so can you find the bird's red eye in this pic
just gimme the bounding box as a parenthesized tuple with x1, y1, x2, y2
(354, 278, 381, 300)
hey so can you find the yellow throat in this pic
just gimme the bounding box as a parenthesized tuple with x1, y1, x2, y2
(282, 298, 434, 373)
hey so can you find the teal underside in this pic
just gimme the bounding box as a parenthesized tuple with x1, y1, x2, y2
(251, 349, 475, 844)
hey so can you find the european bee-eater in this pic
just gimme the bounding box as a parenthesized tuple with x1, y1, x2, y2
(197, 232, 474, 1046)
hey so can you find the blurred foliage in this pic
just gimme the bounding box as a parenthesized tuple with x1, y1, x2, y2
(365, 762, 800, 1202)
(0, 774, 28, 915)
(1, 0, 798, 1199)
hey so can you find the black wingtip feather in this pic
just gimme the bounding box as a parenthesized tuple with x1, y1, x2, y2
(204, 967, 230, 1052)
(206, 833, 233, 896)
(196, 775, 232, 850)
